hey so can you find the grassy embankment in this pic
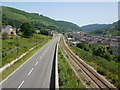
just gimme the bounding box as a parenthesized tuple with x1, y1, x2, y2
(1, 34, 51, 82)
(69, 45, 119, 88)
(58, 46, 85, 88)
(2, 34, 51, 67)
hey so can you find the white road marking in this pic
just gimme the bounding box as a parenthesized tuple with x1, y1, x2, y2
(45, 50, 46, 52)
(28, 68, 34, 76)
(40, 56, 42, 59)
(35, 61, 38, 66)
(18, 80, 24, 88)
(43, 53, 44, 56)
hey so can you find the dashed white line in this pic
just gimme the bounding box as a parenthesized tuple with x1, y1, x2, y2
(28, 68, 34, 76)
(40, 56, 42, 59)
(18, 80, 24, 88)
(35, 61, 38, 66)
(43, 53, 44, 56)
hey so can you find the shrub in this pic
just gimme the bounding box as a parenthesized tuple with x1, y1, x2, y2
(76, 43, 90, 51)
(2, 32, 8, 39)
(92, 44, 107, 56)
(97, 67, 106, 76)
(103, 52, 112, 61)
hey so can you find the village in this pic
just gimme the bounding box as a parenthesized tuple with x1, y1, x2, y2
(1, 25, 119, 57)
(65, 31, 120, 56)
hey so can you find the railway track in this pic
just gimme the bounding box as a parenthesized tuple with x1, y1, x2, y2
(60, 36, 116, 90)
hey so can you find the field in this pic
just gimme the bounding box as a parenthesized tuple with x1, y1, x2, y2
(58, 46, 85, 88)
(69, 45, 119, 88)
(2, 34, 51, 67)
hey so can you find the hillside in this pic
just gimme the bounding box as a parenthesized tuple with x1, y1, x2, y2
(1, 6, 80, 32)
(81, 21, 120, 36)
(56, 21, 80, 31)
(80, 24, 110, 32)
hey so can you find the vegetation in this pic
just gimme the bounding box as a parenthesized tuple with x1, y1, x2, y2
(92, 44, 114, 61)
(76, 42, 90, 51)
(2, 32, 9, 39)
(69, 45, 120, 88)
(2, 6, 80, 33)
(58, 47, 85, 88)
(40, 29, 49, 35)
(20, 22, 35, 37)
(2, 34, 51, 67)
(81, 20, 120, 36)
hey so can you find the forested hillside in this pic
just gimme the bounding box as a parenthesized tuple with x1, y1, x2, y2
(81, 24, 110, 32)
(81, 21, 120, 36)
(2, 6, 80, 32)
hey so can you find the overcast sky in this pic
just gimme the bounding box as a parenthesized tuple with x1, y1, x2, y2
(2, 2, 118, 26)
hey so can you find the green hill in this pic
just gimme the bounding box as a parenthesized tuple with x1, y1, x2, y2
(2, 6, 80, 32)
(81, 21, 120, 36)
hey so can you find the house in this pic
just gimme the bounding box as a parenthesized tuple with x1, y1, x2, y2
(1, 25, 16, 35)
(50, 30, 58, 36)
(67, 38, 73, 41)
(70, 41, 80, 46)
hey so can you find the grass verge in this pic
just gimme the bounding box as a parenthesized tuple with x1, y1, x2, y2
(0, 38, 51, 82)
(2, 34, 51, 67)
(58, 46, 85, 88)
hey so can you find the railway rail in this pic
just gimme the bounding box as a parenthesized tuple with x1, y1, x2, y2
(60, 36, 116, 90)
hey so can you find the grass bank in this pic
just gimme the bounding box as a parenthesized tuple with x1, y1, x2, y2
(1, 37, 51, 82)
(69, 45, 119, 88)
(58, 46, 85, 88)
(2, 34, 51, 67)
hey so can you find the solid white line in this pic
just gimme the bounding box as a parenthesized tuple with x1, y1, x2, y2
(35, 61, 38, 66)
(18, 80, 24, 88)
(28, 68, 34, 76)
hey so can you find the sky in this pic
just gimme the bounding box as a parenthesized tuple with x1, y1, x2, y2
(2, 2, 118, 27)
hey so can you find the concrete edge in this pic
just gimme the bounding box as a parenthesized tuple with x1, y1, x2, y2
(55, 36, 60, 88)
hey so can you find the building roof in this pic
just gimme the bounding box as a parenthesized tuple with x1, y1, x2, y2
(2, 25, 12, 29)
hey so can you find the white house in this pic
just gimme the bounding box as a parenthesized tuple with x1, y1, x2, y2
(1, 25, 16, 35)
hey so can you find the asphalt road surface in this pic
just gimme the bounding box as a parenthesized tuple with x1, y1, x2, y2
(1, 35, 61, 89)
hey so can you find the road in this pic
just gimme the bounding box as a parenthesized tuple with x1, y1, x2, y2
(1, 35, 60, 89)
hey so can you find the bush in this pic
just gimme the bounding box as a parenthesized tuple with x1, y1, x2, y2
(92, 44, 107, 56)
(2, 32, 9, 39)
(103, 52, 113, 61)
(76, 43, 90, 51)
(97, 67, 106, 76)
(40, 29, 49, 35)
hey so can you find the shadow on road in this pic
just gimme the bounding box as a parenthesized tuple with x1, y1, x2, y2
(49, 44, 57, 90)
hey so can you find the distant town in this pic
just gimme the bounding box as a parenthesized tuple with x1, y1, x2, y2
(65, 32, 120, 56)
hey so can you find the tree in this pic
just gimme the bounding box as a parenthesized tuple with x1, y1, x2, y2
(76, 43, 90, 51)
(40, 29, 49, 35)
(20, 22, 35, 37)
(92, 44, 107, 57)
